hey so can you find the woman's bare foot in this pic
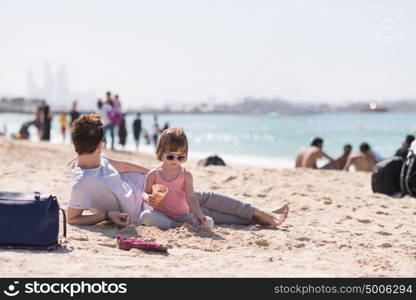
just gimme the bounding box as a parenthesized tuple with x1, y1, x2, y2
(272, 203, 289, 215)
(252, 204, 289, 227)
(274, 204, 289, 226)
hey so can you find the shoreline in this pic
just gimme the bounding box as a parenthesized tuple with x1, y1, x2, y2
(0, 138, 415, 277)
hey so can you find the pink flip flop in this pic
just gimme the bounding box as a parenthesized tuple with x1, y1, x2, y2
(116, 236, 168, 253)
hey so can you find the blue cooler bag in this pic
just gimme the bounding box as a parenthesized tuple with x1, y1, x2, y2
(0, 191, 66, 251)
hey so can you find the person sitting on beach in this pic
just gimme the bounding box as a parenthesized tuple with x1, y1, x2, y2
(140, 127, 208, 230)
(67, 114, 289, 228)
(343, 142, 376, 172)
(395, 134, 415, 160)
(295, 137, 335, 168)
(320, 144, 352, 170)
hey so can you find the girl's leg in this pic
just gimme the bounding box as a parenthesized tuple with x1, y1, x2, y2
(139, 210, 174, 230)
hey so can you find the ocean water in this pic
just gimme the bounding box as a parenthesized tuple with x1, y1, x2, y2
(1, 112, 415, 168)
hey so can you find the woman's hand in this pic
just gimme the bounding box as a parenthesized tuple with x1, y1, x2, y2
(108, 211, 130, 227)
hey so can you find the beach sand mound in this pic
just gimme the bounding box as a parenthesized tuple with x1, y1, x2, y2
(0, 138, 415, 277)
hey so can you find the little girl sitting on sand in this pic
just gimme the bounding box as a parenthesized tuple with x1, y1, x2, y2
(140, 127, 210, 230)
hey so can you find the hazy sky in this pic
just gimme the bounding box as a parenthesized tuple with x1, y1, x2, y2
(0, 0, 415, 109)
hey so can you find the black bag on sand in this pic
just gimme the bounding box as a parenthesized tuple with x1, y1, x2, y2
(371, 156, 403, 196)
(400, 149, 416, 197)
(198, 155, 226, 166)
(0, 191, 67, 251)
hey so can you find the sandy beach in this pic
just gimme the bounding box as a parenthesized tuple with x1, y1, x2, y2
(0, 138, 415, 277)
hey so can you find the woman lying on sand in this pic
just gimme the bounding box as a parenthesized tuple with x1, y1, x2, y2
(67, 114, 289, 228)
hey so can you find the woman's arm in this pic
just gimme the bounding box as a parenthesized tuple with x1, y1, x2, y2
(67, 207, 130, 226)
(107, 158, 150, 174)
(184, 170, 206, 224)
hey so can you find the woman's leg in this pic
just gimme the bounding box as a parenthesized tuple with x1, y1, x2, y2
(194, 191, 256, 224)
(200, 207, 255, 225)
(139, 210, 173, 230)
(195, 190, 289, 226)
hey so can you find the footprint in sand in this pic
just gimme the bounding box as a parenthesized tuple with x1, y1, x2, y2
(71, 236, 89, 241)
(255, 239, 269, 247)
(377, 231, 392, 236)
(98, 243, 116, 249)
(321, 240, 336, 244)
(223, 176, 237, 183)
(294, 243, 305, 248)
(295, 237, 310, 242)
(376, 211, 389, 215)
(324, 200, 332, 205)
(379, 243, 392, 248)
(357, 218, 372, 224)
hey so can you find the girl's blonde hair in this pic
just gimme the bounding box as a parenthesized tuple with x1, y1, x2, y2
(156, 127, 188, 161)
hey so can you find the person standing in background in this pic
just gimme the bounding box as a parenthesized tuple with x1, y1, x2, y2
(103, 92, 116, 150)
(70, 101, 80, 127)
(143, 129, 151, 145)
(35, 100, 46, 139)
(133, 113, 142, 151)
(0, 124, 7, 137)
(152, 115, 160, 146)
(41, 102, 52, 141)
(114, 94, 122, 113)
(96, 98, 109, 126)
(162, 121, 170, 132)
(118, 114, 127, 149)
(59, 112, 67, 142)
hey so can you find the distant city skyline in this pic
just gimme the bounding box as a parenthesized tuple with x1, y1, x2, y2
(1, 0, 415, 110)
(25, 62, 97, 110)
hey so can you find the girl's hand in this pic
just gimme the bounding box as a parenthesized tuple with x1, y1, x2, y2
(142, 192, 159, 207)
(194, 211, 206, 225)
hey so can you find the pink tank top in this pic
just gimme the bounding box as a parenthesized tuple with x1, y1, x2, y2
(154, 166, 189, 219)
